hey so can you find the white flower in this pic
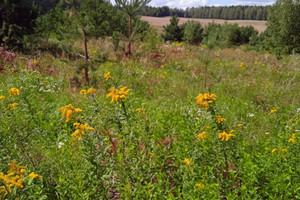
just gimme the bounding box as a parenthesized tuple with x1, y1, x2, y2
(247, 113, 254, 117)
(58, 142, 64, 149)
(265, 132, 270, 135)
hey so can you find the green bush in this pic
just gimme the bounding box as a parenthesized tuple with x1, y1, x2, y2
(143, 28, 162, 53)
(264, 0, 300, 55)
(183, 21, 204, 45)
(0, 0, 38, 50)
(162, 15, 184, 42)
(239, 26, 258, 44)
(203, 23, 258, 48)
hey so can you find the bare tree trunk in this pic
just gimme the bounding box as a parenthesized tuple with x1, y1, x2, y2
(125, 15, 132, 56)
(83, 30, 89, 84)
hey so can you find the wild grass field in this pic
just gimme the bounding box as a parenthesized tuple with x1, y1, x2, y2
(141, 16, 267, 33)
(0, 40, 299, 199)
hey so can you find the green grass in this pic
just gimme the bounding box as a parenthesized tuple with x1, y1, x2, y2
(0, 43, 299, 199)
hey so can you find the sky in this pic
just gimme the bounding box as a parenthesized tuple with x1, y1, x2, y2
(148, 0, 276, 9)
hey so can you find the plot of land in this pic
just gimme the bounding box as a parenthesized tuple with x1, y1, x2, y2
(142, 16, 267, 33)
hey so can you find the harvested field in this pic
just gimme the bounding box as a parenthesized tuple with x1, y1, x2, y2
(141, 16, 267, 33)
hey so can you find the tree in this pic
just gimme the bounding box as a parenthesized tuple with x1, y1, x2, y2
(61, 0, 111, 83)
(183, 21, 203, 45)
(162, 15, 184, 42)
(115, 0, 151, 56)
(265, 0, 300, 55)
(0, 0, 38, 50)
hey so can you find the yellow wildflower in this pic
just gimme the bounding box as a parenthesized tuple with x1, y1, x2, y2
(27, 172, 43, 179)
(254, 61, 258, 65)
(270, 109, 277, 114)
(8, 103, 19, 110)
(8, 88, 20, 97)
(72, 122, 95, 141)
(0, 186, 8, 199)
(240, 62, 244, 67)
(0, 96, 5, 100)
(7, 161, 26, 176)
(195, 93, 217, 110)
(272, 148, 288, 157)
(136, 108, 146, 114)
(104, 72, 114, 81)
(80, 88, 96, 97)
(288, 134, 296, 143)
(197, 131, 207, 141)
(58, 104, 82, 122)
(0, 161, 26, 194)
(33, 60, 39, 64)
(218, 131, 236, 141)
(80, 89, 87, 97)
(87, 88, 96, 95)
(216, 116, 226, 124)
(106, 86, 130, 104)
(183, 158, 193, 166)
(195, 183, 204, 188)
(237, 124, 243, 127)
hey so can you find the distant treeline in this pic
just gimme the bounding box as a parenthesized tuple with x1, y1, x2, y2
(138, 6, 268, 20)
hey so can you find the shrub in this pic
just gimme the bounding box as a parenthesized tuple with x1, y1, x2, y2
(143, 28, 162, 53)
(239, 26, 258, 44)
(265, 0, 300, 55)
(203, 23, 258, 48)
(183, 21, 204, 45)
(0, 0, 38, 50)
(162, 15, 184, 42)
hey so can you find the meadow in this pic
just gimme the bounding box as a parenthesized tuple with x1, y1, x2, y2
(0, 40, 299, 199)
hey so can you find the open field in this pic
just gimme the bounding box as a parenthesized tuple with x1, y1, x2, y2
(0, 39, 299, 199)
(142, 16, 267, 33)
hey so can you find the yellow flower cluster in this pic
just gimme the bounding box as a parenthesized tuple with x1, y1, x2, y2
(58, 104, 82, 122)
(72, 122, 95, 141)
(80, 88, 96, 97)
(0, 96, 5, 100)
(270, 109, 277, 114)
(288, 134, 296, 143)
(104, 72, 114, 81)
(272, 148, 288, 157)
(8, 103, 19, 110)
(159, 71, 167, 78)
(106, 87, 130, 104)
(183, 158, 193, 166)
(240, 62, 246, 70)
(8, 88, 20, 97)
(216, 116, 226, 124)
(195, 93, 217, 110)
(218, 131, 235, 141)
(195, 183, 204, 188)
(0, 160, 42, 199)
(135, 108, 145, 114)
(28, 172, 43, 179)
(197, 131, 207, 141)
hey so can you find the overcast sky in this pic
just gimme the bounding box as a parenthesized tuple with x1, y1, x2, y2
(149, 0, 276, 9)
